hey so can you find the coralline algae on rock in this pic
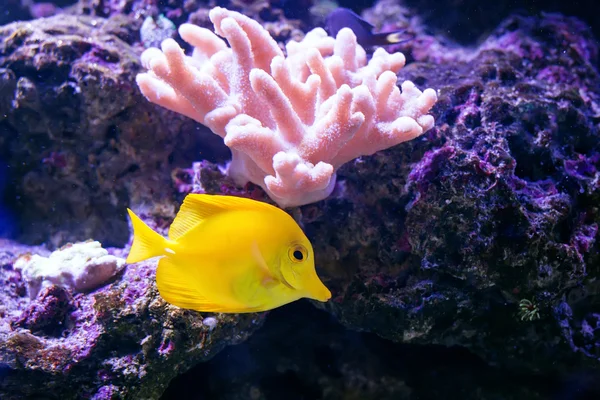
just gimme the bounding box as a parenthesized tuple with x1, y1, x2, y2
(11, 284, 74, 336)
(0, 239, 266, 399)
(14, 240, 125, 299)
(0, 234, 264, 400)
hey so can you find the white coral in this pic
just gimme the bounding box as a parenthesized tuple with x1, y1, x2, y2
(14, 241, 125, 299)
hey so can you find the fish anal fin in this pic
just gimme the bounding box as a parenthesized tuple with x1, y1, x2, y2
(156, 257, 222, 311)
(216, 305, 271, 313)
(156, 257, 260, 313)
(168, 194, 279, 240)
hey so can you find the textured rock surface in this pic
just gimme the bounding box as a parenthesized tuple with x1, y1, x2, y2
(0, 239, 265, 399)
(0, 14, 223, 247)
(71, 0, 308, 44)
(312, 11, 600, 375)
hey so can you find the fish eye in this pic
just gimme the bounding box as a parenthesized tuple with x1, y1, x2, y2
(288, 245, 308, 263)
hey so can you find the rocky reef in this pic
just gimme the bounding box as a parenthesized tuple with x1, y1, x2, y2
(307, 10, 600, 376)
(0, 13, 227, 247)
(0, 239, 265, 399)
(1, 0, 599, 399)
(171, 0, 600, 389)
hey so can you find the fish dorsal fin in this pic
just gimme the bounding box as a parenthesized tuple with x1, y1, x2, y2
(353, 11, 375, 31)
(168, 194, 279, 240)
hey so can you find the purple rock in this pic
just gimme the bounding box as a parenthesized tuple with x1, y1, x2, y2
(0, 240, 266, 399)
(11, 285, 74, 336)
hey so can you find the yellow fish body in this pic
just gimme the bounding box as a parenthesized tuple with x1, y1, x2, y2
(125, 194, 331, 313)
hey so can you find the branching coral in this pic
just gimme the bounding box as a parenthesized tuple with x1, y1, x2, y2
(137, 7, 437, 207)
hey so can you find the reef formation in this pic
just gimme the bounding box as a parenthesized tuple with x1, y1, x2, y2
(0, 0, 599, 399)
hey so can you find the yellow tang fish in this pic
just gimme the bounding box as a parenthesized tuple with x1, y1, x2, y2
(125, 194, 331, 313)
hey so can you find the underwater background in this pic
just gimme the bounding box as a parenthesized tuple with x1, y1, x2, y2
(1, 0, 600, 399)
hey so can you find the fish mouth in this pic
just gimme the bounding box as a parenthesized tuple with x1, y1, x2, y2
(312, 284, 332, 302)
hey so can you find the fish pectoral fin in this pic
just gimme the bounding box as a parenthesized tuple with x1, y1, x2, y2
(169, 194, 278, 240)
(249, 241, 288, 290)
(250, 241, 274, 277)
(261, 277, 278, 289)
(156, 258, 224, 312)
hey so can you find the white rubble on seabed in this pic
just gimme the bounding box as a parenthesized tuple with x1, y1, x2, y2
(14, 240, 126, 299)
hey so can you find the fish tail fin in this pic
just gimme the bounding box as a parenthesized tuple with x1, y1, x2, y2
(372, 30, 412, 46)
(385, 30, 409, 43)
(126, 208, 166, 264)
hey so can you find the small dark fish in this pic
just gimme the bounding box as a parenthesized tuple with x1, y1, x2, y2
(325, 8, 411, 48)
